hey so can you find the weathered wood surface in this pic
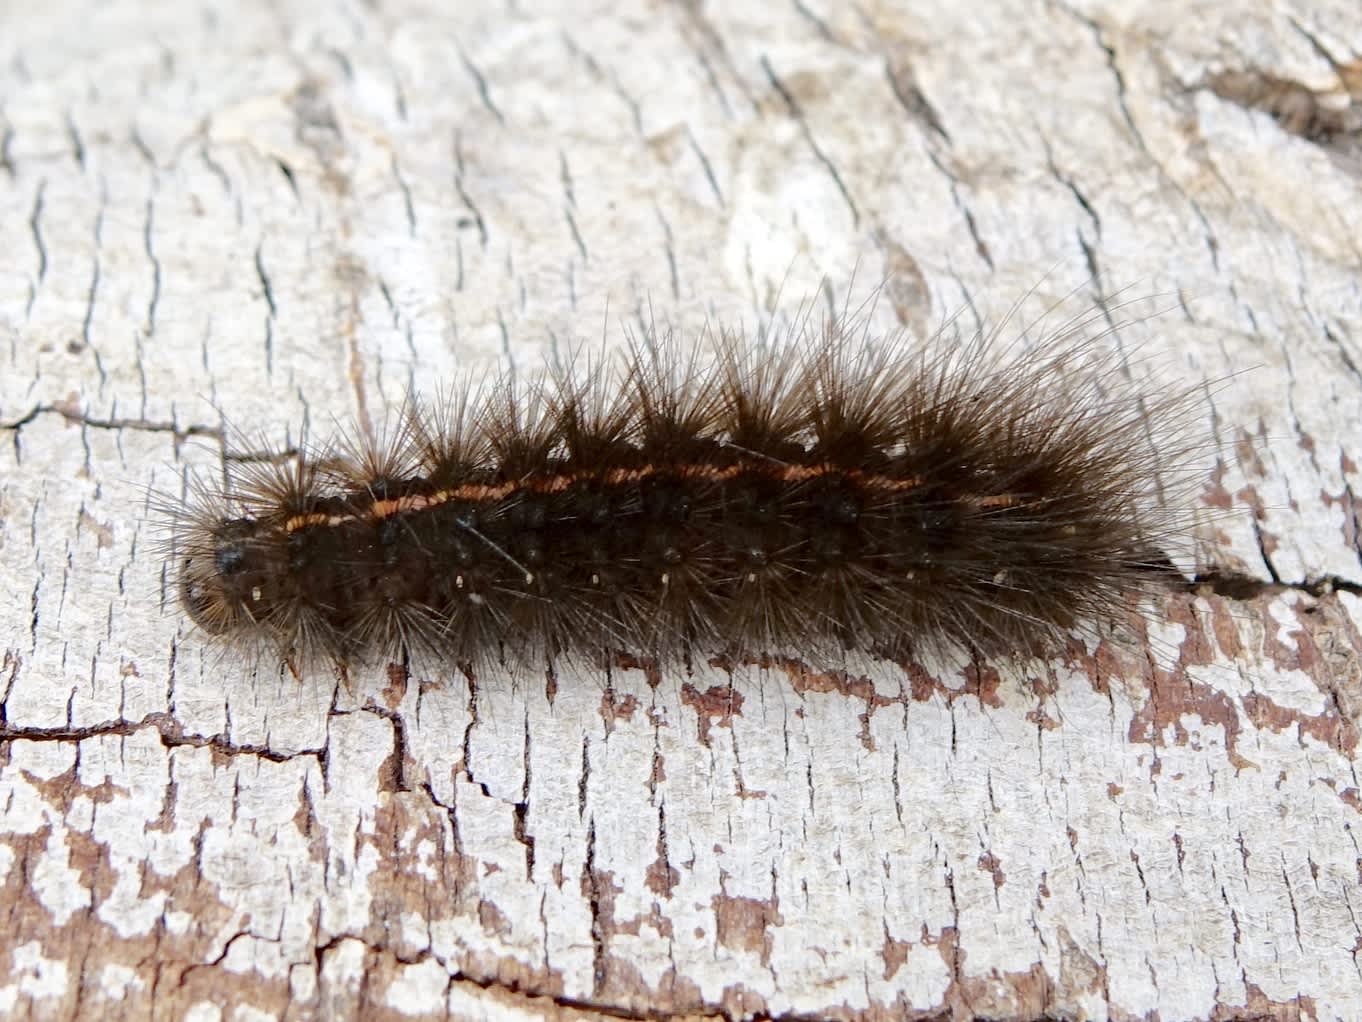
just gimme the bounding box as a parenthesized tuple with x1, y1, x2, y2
(1, 1, 1361, 1019)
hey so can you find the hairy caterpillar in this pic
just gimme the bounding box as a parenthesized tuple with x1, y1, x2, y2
(168, 298, 1200, 673)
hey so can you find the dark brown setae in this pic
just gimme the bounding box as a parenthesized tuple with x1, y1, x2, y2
(170, 308, 1198, 670)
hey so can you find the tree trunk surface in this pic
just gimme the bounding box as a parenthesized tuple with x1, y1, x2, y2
(1, 1, 1360, 1020)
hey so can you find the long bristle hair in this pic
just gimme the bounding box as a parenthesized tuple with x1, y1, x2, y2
(166, 298, 1202, 673)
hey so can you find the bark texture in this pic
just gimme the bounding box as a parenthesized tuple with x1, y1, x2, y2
(1, 1, 1361, 1019)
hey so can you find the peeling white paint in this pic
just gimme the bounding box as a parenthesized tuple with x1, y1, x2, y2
(164, 909, 195, 936)
(33, 827, 93, 926)
(6, 941, 69, 1001)
(289, 962, 318, 1003)
(318, 937, 368, 998)
(99, 962, 142, 1000)
(385, 958, 450, 1016)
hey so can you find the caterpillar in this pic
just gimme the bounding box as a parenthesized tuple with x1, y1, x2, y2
(168, 298, 1201, 673)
